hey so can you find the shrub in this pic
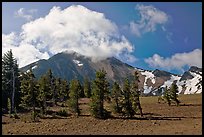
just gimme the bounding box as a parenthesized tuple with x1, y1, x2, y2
(56, 109, 68, 117)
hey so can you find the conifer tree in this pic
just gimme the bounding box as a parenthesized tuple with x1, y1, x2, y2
(90, 69, 109, 119)
(45, 69, 56, 105)
(69, 79, 80, 116)
(20, 72, 31, 109)
(163, 86, 171, 106)
(121, 78, 134, 118)
(20, 69, 39, 121)
(169, 82, 180, 106)
(38, 75, 49, 115)
(84, 77, 91, 98)
(130, 71, 143, 117)
(59, 79, 69, 102)
(78, 80, 85, 98)
(2, 49, 20, 114)
(111, 82, 122, 113)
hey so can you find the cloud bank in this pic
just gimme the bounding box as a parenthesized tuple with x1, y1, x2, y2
(145, 49, 202, 71)
(3, 5, 135, 68)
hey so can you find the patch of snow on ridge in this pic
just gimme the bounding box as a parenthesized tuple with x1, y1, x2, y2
(141, 71, 156, 84)
(161, 75, 181, 88)
(141, 71, 155, 94)
(73, 59, 83, 67)
(183, 71, 202, 94)
(32, 65, 37, 70)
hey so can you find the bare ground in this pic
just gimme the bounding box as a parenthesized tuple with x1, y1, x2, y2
(2, 94, 202, 135)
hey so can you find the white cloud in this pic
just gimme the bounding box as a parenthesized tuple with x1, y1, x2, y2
(2, 33, 49, 68)
(145, 49, 202, 71)
(130, 4, 168, 37)
(3, 5, 136, 67)
(14, 8, 37, 21)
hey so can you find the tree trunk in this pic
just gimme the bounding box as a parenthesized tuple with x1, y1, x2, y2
(11, 69, 15, 114)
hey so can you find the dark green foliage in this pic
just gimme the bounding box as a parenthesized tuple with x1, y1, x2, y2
(163, 86, 171, 106)
(37, 75, 49, 115)
(130, 71, 143, 117)
(20, 69, 38, 121)
(90, 69, 110, 119)
(45, 69, 56, 103)
(162, 83, 180, 106)
(2, 50, 20, 114)
(84, 77, 91, 98)
(69, 79, 80, 116)
(121, 78, 135, 118)
(78, 80, 85, 98)
(111, 82, 122, 114)
(57, 109, 68, 117)
(169, 82, 180, 106)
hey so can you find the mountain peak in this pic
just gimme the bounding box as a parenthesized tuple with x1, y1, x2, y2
(189, 66, 202, 73)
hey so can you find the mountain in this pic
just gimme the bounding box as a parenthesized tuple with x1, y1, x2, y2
(20, 51, 202, 95)
(20, 51, 136, 85)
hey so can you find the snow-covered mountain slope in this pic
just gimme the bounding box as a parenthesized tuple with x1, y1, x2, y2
(144, 66, 202, 95)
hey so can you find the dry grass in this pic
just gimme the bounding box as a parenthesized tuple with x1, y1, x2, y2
(2, 94, 202, 135)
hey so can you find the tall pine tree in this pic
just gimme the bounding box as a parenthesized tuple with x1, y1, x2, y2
(84, 77, 91, 98)
(169, 82, 180, 106)
(111, 82, 122, 114)
(90, 69, 110, 119)
(2, 49, 20, 114)
(130, 71, 143, 117)
(122, 78, 134, 118)
(69, 79, 80, 116)
(38, 75, 49, 115)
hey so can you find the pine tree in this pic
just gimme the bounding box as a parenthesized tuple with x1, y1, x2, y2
(121, 78, 134, 118)
(20, 72, 31, 109)
(20, 69, 39, 121)
(78, 80, 85, 98)
(90, 69, 110, 119)
(37, 75, 49, 115)
(84, 77, 91, 98)
(169, 82, 180, 106)
(130, 71, 143, 117)
(111, 82, 122, 114)
(2, 49, 20, 114)
(28, 69, 39, 121)
(59, 79, 69, 102)
(163, 86, 171, 106)
(45, 69, 56, 105)
(69, 79, 80, 116)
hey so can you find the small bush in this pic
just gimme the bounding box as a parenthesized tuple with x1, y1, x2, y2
(9, 113, 19, 119)
(56, 109, 68, 117)
(31, 111, 39, 122)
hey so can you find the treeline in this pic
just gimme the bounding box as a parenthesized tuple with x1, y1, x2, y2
(2, 49, 179, 121)
(2, 50, 144, 121)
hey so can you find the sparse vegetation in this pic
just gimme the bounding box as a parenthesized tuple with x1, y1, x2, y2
(56, 109, 68, 117)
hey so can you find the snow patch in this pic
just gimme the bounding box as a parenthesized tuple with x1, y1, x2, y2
(182, 72, 202, 94)
(141, 71, 155, 94)
(161, 75, 180, 88)
(32, 65, 37, 70)
(141, 71, 156, 84)
(73, 59, 83, 67)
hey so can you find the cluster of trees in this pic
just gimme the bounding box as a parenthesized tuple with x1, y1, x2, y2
(2, 50, 143, 121)
(158, 83, 180, 106)
(110, 71, 143, 118)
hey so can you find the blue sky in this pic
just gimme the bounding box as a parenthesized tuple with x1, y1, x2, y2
(2, 2, 202, 75)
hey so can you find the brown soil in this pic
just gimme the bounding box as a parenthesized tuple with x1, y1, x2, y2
(2, 94, 202, 135)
